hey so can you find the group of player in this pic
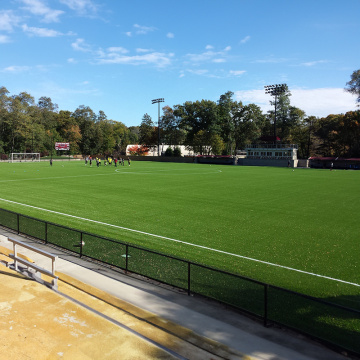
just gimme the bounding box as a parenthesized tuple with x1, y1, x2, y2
(85, 156, 131, 167)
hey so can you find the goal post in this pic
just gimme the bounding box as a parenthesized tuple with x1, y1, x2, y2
(9, 153, 40, 163)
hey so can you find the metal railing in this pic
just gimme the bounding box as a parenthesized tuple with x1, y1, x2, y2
(7, 236, 58, 289)
(0, 207, 359, 356)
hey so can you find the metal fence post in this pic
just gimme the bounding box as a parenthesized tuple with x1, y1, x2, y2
(17, 213, 20, 234)
(188, 262, 191, 296)
(264, 284, 269, 327)
(45, 222, 48, 244)
(80, 232, 83, 258)
(125, 244, 129, 273)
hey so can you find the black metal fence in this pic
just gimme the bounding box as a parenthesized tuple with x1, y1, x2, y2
(0, 207, 359, 356)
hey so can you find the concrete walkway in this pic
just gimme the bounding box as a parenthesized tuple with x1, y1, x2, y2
(0, 232, 350, 360)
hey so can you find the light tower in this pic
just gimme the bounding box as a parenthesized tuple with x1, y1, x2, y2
(151, 98, 165, 156)
(264, 84, 287, 142)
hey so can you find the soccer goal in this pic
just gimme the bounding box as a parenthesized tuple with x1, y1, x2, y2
(9, 153, 40, 163)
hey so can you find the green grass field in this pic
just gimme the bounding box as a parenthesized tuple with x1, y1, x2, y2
(0, 160, 359, 308)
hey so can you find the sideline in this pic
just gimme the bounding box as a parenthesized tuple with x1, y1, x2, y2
(0, 197, 359, 288)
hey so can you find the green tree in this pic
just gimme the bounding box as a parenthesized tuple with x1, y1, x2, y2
(337, 110, 360, 157)
(113, 121, 133, 154)
(286, 106, 306, 142)
(72, 105, 97, 154)
(315, 114, 342, 156)
(5, 92, 35, 152)
(37, 96, 58, 130)
(210, 133, 225, 155)
(175, 100, 219, 153)
(345, 69, 360, 106)
(0, 87, 10, 153)
(139, 113, 156, 146)
(217, 91, 240, 155)
(56, 110, 82, 154)
(233, 103, 265, 149)
(99, 120, 116, 155)
(161, 105, 186, 146)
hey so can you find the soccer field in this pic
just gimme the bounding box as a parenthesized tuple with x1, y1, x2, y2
(0, 160, 359, 306)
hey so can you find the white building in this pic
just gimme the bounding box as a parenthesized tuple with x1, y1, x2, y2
(241, 143, 298, 167)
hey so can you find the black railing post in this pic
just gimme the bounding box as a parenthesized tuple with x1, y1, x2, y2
(80, 232, 83, 258)
(264, 284, 269, 327)
(125, 244, 129, 273)
(45, 222, 48, 244)
(187, 262, 191, 296)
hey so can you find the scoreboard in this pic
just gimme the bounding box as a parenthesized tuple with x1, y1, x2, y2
(55, 142, 70, 150)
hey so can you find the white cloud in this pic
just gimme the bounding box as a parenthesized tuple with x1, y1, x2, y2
(19, 0, 64, 23)
(291, 88, 358, 116)
(254, 57, 288, 64)
(71, 38, 92, 52)
(229, 70, 246, 76)
(2, 65, 31, 73)
(166, 32, 174, 39)
(107, 46, 128, 54)
(22, 24, 63, 37)
(186, 51, 221, 63)
(136, 48, 152, 53)
(0, 35, 11, 43)
(240, 35, 250, 44)
(186, 69, 209, 76)
(299, 60, 328, 67)
(97, 51, 174, 67)
(59, 0, 99, 15)
(133, 24, 156, 35)
(0, 10, 20, 32)
(185, 46, 232, 64)
(234, 88, 358, 117)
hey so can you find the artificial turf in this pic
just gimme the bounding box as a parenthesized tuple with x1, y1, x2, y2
(0, 160, 359, 306)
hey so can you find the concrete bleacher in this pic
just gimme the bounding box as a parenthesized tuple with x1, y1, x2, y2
(0, 232, 349, 360)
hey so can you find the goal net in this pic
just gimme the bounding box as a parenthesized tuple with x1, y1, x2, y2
(9, 153, 40, 163)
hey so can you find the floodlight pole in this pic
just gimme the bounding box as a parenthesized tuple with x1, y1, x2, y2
(264, 84, 287, 142)
(151, 98, 165, 156)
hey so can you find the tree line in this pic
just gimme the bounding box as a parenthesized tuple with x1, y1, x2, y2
(1, 70, 359, 159)
(0, 86, 138, 158)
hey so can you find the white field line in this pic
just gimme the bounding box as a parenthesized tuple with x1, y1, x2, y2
(0, 172, 119, 183)
(0, 197, 359, 287)
(0, 168, 222, 183)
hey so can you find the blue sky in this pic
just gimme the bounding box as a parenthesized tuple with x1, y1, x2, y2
(1, 0, 359, 126)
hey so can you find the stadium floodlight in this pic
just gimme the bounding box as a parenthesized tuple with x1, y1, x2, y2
(9, 153, 40, 163)
(151, 98, 165, 156)
(264, 83, 287, 142)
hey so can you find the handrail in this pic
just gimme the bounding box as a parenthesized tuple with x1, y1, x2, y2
(7, 236, 58, 289)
